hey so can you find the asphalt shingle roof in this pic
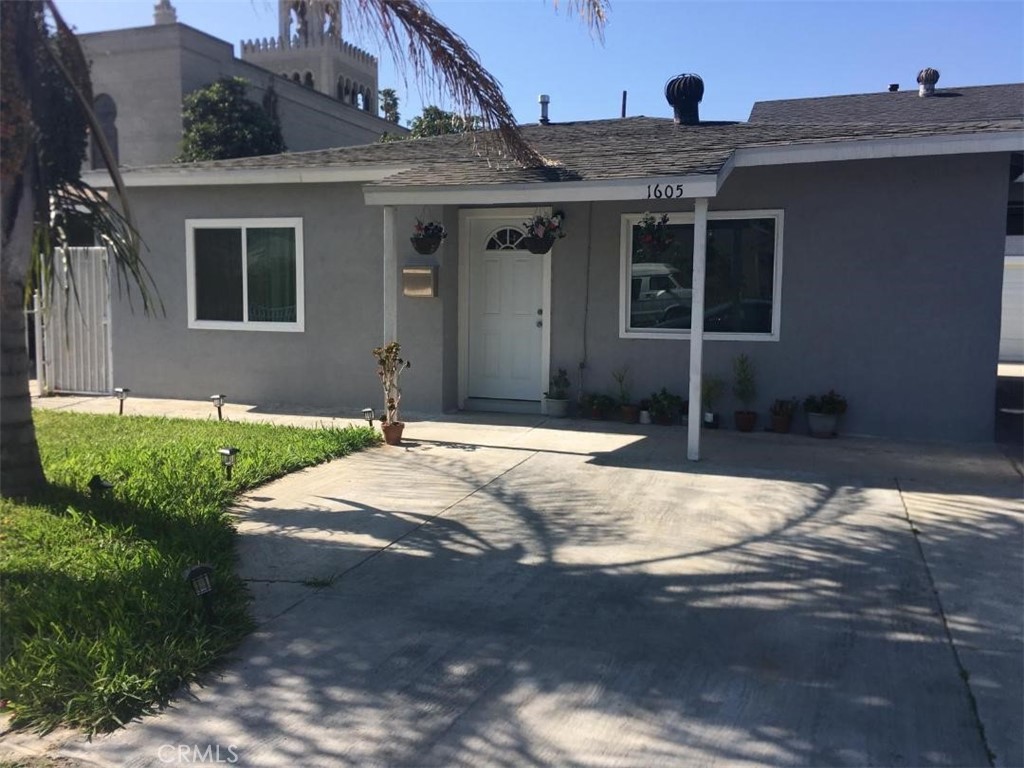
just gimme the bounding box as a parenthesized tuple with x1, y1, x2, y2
(748, 83, 1024, 124)
(121, 98, 1023, 190)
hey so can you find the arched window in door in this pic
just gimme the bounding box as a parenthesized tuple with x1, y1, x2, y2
(90, 93, 118, 169)
(485, 227, 527, 250)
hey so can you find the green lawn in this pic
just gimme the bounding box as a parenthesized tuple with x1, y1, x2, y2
(0, 410, 378, 734)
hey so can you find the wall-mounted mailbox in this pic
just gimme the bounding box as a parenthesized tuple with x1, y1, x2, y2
(402, 265, 438, 298)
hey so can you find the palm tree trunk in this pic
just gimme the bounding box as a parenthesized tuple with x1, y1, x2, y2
(1, 163, 46, 498)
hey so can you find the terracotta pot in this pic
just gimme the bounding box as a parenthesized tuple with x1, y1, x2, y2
(410, 236, 442, 255)
(620, 404, 640, 424)
(770, 414, 792, 433)
(381, 422, 405, 445)
(734, 410, 758, 432)
(521, 234, 556, 254)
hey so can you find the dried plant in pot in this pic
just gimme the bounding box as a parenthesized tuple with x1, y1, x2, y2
(732, 354, 758, 432)
(373, 341, 411, 445)
(612, 365, 639, 423)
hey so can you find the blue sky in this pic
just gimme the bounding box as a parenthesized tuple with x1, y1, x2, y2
(59, 0, 1024, 124)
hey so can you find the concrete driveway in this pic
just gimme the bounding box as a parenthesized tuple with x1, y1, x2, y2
(40, 414, 1023, 767)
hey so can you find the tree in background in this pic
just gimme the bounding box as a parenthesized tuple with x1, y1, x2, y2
(379, 105, 481, 143)
(177, 77, 285, 162)
(409, 106, 482, 137)
(1, 0, 158, 497)
(379, 87, 400, 124)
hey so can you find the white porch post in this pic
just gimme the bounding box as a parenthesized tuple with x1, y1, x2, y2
(687, 197, 709, 461)
(382, 205, 398, 341)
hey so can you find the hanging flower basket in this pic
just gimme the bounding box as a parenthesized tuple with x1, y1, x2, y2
(520, 233, 557, 254)
(520, 211, 565, 254)
(411, 219, 446, 255)
(410, 235, 442, 255)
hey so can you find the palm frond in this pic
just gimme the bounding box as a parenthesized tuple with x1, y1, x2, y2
(553, 0, 611, 42)
(37, 0, 160, 315)
(346, 0, 608, 167)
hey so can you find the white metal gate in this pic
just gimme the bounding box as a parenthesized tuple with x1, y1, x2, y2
(41, 247, 113, 394)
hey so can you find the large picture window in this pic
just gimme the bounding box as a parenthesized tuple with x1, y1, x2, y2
(620, 210, 783, 340)
(186, 218, 304, 332)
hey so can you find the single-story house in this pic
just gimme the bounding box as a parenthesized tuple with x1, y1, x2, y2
(80, 74, 1023, 450)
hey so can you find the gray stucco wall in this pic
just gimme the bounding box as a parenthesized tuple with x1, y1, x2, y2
(113, 152, 1008, 442)
(112, 183, 388, 412)
(112, 187, 449, 418)
(546, 154, 1008, 442)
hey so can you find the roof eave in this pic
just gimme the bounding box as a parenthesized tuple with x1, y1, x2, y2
(82, 164, 409, 189)
(719, 129, 1023, 186)
(363, 174, 721, 206)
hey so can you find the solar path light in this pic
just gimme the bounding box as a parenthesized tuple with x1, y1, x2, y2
(113, 387, 130, 415)
(211, 394, 226, 421)
(361, 408, 375, 427)
(183, 563, 215, 622)
(88, 474, 114, 497)
(217, 446, 239, 480)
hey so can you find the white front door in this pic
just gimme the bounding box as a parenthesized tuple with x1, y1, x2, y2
(467, 218, 545, 400)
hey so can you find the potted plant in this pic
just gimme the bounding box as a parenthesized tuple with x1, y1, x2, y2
(410, 218, 447, 255)
(521, 210, 565, 254)
(701, 375, 724, 429)
(612, 365, 639, 423)
(633, 212, 674, 261)
(769, 397, 799, 434)
(803, 390, 848, 438)
(649, 387, 684, 426)
(732, 354, 758, 432)
(581, 393, 616, 419)
(372, 341, 411, 445)
(544, 367, 571, 418)
(638, 398, 652, 424)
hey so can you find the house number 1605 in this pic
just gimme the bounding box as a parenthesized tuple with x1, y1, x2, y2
(646, 183, 685, 199)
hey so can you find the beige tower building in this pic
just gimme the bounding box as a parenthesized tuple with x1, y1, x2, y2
(241, 0, 378, 114)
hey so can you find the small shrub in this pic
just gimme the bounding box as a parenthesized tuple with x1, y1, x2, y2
(732, 354, 757, 409)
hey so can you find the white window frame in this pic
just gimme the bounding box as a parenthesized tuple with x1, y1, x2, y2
(619, 209, 784, 341)
(186, 217, 305, 332)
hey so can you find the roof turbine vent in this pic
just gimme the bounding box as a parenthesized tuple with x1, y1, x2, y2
(665, 73, 704, 125)
(917, 67, 940, 97)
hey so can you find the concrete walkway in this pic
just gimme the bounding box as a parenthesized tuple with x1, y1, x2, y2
(10, 396, 1024, 766)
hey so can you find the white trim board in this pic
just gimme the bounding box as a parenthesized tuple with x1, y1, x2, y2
(365, 175, 719, 206)
(84, 165, 406, 189)
(719, 130, 1023, 185)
